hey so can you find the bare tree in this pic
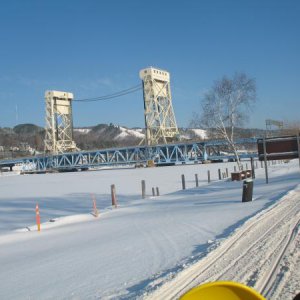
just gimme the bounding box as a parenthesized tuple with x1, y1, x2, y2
(192, 73, 256, 169)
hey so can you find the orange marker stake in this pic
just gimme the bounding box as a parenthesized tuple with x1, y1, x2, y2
(92, 194, 99, 217)
(35, 204, 41, 232)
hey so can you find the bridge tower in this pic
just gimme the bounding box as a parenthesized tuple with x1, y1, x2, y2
(139, 67, 179, 145)
(44, 90, 78, 154)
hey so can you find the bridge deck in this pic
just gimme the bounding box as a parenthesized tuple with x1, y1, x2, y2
(0, 138, 257, 172)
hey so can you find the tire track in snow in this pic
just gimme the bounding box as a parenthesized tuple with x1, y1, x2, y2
(143, 188, 300, 300)
(258, 218, 300, 298)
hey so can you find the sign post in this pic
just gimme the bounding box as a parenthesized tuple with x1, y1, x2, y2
(297, 134, 300, 169)
(263, 137, 269, 184)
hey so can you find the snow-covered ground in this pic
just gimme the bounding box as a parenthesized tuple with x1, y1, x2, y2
(0, 160, 299, 299)
(114, 127, 145, 141)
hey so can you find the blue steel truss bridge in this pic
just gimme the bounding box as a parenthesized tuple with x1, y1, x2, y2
(0, 138, 257, 173)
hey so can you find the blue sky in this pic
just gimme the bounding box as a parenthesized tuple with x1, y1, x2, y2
(0, 0, 299, 129)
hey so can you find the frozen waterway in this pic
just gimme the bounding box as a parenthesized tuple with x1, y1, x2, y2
(0, 160, 299, 299)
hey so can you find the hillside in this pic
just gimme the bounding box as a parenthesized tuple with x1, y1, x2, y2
(0, 122, 276, 159)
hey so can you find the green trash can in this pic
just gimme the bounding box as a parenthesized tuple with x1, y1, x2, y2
(242, 179, 253, 202)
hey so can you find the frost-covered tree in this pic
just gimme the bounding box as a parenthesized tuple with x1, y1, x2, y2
(192, 73, 256, 169)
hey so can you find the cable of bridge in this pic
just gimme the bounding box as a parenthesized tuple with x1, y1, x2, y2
(73, 84, 142, 102)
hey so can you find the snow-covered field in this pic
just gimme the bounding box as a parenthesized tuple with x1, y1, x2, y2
(0, 160, 299, 299)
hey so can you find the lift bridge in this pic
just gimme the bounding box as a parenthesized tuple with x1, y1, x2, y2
(0, 138, 257, 173)
(0, 66, 258, 172)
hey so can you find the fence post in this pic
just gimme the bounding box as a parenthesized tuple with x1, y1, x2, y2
(181, 174, 186, 190)
(207, 170, 211, 183)
(195, 174, 199, 187)
(250, 157, 255, 179)
(111, 184, 117, 208)
(141, 180, 146, 199)
(156, 187, 160, 196)
(218, 169, 221, 180)
(152, 187, 155, 197)
(226, 168, 229, 178)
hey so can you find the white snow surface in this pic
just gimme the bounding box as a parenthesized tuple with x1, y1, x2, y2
(0, 160, 299, 299)
(73, 128, 92, 134)
(189, 128, 207, 139)
(114, 127, 145, 141)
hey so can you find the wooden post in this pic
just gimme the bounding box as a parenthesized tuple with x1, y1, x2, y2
(156, 187, 160, 196)
(141, 180, 146, 199)
(250, 157, 255, 179)
(218, 169, 221, 180)
(195, 174, 199, 187)
(226, 168, 229, 178)
(263, 137, 269, 184)
(111, 184, 117, 207)
(207, 170, 211, 183)
(181, 174, 186, 190)
(152, 187, 155, 197)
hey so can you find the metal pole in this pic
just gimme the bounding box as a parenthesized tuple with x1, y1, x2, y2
(263, 137, 269, 184)
(297, 134, 300, 170)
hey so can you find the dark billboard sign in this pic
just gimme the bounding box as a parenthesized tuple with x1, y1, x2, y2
(257, 135, 300, 161)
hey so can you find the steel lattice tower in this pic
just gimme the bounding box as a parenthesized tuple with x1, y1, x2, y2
(139, 67, 179, 145)
(44, 90, 78, 154)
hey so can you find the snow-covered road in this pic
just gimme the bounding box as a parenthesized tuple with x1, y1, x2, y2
(144, 186, 300, 300)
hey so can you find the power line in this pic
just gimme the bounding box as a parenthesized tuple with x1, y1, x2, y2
(73, 84, 142, 102)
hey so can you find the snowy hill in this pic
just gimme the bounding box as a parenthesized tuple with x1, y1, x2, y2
(74, 124, 208, 149)
(113, 126, 145, 141)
